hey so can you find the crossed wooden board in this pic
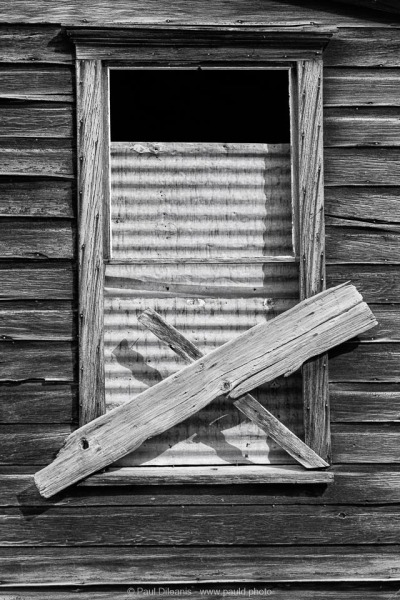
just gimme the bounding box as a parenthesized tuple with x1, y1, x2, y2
(35, 283, 377, 498)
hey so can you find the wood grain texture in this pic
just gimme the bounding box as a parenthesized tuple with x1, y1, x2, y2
(138, 308, 328, 469)
(0, 65, 73, 102)
(77, 60, 105, 424)
(324, 107, 400, 147)
(326, 226, 400, 263)
(0, 219, 75, 259)
(327, 264, 400, 302)
(0, 1, 396, 26)
(4, 504, 400, 545)
(0, 26, 72, 63)
(0, 102, 73, 138)
(0, 265, 74, 300)
(0, 546, 399, 584)
(356, 305, 400, 341)
(324, 68, 400, 106)
(297, 59, 329, 461)
(0, 341, 76, 382)
(333, 423, 400, 462)
(111, 142, 293, 260)
(331, 382, 400, 421)
(325, 148, 400, 185)
(329, 343, 400, 382)
(325, 28, 400, 67)
(85, 465, 333, 486)
(0, 382, 77, 423)
(325, 187, 400, 223)
(0, 302, 75, 340)
(35, 284, 375, 497)
(3, 465, 400, 506)
(0, 139, 74, 177)
(0, 424, 73, 465)
(0, 583, 399, 600)
(0, 179, 74, 217)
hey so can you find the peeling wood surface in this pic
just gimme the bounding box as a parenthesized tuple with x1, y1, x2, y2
(35, 284, 375, 497)
(0, 139, 74, 177)
(0, 103, 73, 138)
(111, 142, 293, 260)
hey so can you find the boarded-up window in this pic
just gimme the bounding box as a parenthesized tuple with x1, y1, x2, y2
(105, 69, 302, 467)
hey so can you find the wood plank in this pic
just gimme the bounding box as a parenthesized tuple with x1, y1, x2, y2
(77, 59, 105, 424)
(0, 424, 73, 465)
(327, 264, 400, 302)
(0, 302, 75, 340)
(325, 148, 400, 185)
(297, 58, 329, 461)
(0, 26, 72, 64)
(0, 265, 74, 300)
(105, 262, 300, 298)
(325, 187, 400, 223)
(0, 219, 75, 259)
(111, 142, 293, 260)
(0, 66, 73, 102)
(324, 68, 400, 106)
(0, 178, 74, 217)
(0, 2, 394, 26)
(85, 465, 333, 486)
(35, 283, 376, 498)
(0, 341, 76, 382)
(325, 107, 400, 146)
(333, 423, 400, 462)
(329, 342, 400, 382)
(356, 305, 400, 341)
(2, 504, 400, 545)
(331, 382, 400, 421)
(138, 308, 327, 468)
(0, 546, 399, 584)
(326, 225, 400, 262)
(0, 102, 73, 138)
(0, 382, 77, 423)
(0, 583, 398, 600)
(3, 465, 400, 506)
(325, 28, 400, 67)
(0, 139, 74, 177)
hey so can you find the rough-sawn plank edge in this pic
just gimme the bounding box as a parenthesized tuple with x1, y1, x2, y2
(34, 283, 377, 498)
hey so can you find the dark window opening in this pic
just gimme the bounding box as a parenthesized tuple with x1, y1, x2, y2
(110, 69, 290, 143)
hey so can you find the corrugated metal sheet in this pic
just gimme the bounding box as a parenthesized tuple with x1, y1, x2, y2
(106, 142, 299, 466)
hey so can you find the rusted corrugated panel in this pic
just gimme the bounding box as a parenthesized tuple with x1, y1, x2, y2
(106, 141, 299, 466)
(110, 142, 293, 260)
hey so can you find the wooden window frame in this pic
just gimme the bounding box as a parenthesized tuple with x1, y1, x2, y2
(68, 26, 334, 484)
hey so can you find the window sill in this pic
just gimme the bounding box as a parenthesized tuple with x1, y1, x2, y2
(79, 465, 333, 486)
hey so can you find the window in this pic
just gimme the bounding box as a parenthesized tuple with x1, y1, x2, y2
(70, 27, 334, 484)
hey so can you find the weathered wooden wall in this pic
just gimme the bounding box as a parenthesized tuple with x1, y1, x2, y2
(0, 1, 400, 597)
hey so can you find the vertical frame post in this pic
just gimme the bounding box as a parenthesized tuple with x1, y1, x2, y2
(77, 59, 106, 424)
(298, 58, 330, 461)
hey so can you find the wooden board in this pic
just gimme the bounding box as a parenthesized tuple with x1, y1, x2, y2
(0, 341, 76, 382)
(111, 142, 293, 260)
(0, 265, 74, 300)
(325, 28, 400, 67)
(324, 107, 400, 146)
(331, 382, 400, 421)
(0, 546, 399, 584)
(0, 179, 74, 217)
(325, 187, 400, 223)
(0, 66, 73, 101)
(329, 343, 400, 382)
(0, 26, 72, 64)
(325, 148, 400, 185)
(0, 103, 73, 138)
(0, 424, 73, 465)
(0, 382, 77, 423)
(324, 68, 400, 106)
(0, 302, 75, 341)
(333, 423, 400, 462)
(326, 226, 400, 263)
(0, 220, 75, 259)
(327, 264, 400, 302)
(0, 139, 74, 177)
